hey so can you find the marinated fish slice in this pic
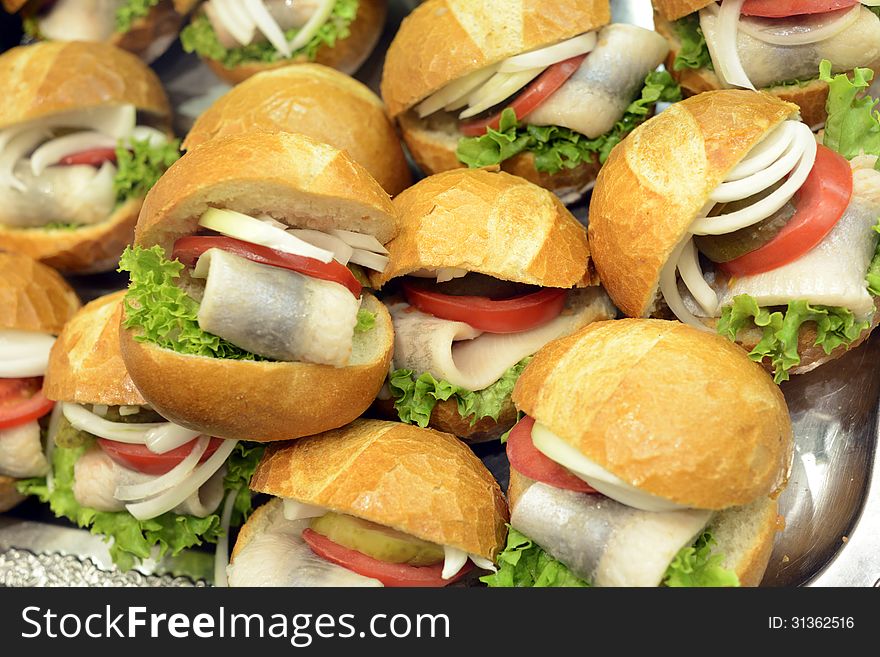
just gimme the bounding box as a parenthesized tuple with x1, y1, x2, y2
(526, 25, 669, 139)
(195, 248, 359, 365)
(0, 420, 48, 479)
(511, 482, 711, 587)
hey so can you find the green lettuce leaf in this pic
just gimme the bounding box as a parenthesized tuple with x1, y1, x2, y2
(224, 442, 264, 527)
(388, 358, 530, 428)
(115, 0, 160, 32)
(867, 221, 880, 296)
(114, 138, 181, 204)
(118, 245, 265, 360)
(870, 7, 880, 19)
(718, 294, 871, 383)
(819, 60, 880, 161)
(456, 71, 681, 174)
(480, 527, 590, 587)
(672, 14, 713, 71)
(181, 0, 358, 68)
(663, 531, 740, 587)
(355, 309, 376, 333)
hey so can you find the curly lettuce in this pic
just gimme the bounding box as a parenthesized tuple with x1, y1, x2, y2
(388, 358, 530, 428)
(868, 221, 880, 296)
(481, 527, 589, 587)
(17, 441, 261, 572)
(115, 0, 161, 32)
(181, 0, 358, 68)
(114, 138, 181, 204)
(456, 71, 681, 174)
(119, 245, 265, 360)
(663, 531, 740, 587)
(672, 14, 713, 71)
(819, 60, 880, 163)
(355, 309, 376, 333)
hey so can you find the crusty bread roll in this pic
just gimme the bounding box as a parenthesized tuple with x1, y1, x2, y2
(183, 64, 411, 195)
(652, 10, 880, 127)
(652, 0, 712, 22)
(507, 468, 780, 587)
(371, 167, 594, 289)
(197, 0, 387, 84)
(245, 419, 509, 560)
(512, 318, 793, 511)
(44, 291, 145, 407)
(0, 251, 80, 335)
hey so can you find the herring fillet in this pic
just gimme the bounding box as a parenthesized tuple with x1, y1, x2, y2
(0, 420, 49, 478)
(700, 6, 880, 91)
(511, 482, 711, 587)
(526, 24, 669, 138)
(195, 248, 359, 365)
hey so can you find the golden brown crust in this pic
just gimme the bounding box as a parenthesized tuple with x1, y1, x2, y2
(0, 198, 143, 274)
(398, 111, 602, 198)
(373, 396, 518, 444)
(120, 294, 394, 442)
(183, 64, 411, 195)
(371, 168, 593, 289)
(512, 319, 793, 510)
(588, 90, 797, 318)
(136, 131, 397, 252)
(0, 41, 171, 131)
(651, 0, 712, 22)
(0, 251, 80, 334)
(201, 0, 387, 84)
(249, 419, 509, 559)
(44, 291, 145, 407)
(0, 475, 25, 513)
(381, 0, 610, 117)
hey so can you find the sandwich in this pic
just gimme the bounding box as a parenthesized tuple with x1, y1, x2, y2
(0, 251, 80, 512)
(19, 290, 263, 571)
(381, 0, 679, 201)
(370, 168, 616, 443)
(180, 0, 387, 84)
(183, 63, 411, 196)
(653, 0, 880, 126)
(0, 41, 179, 273)
(118, 131, 396, 442)
(486, 318, 793, 588)
(227, 419, 508, 587)
(588, 65, 880, 382)
(4, 0, 198, 63)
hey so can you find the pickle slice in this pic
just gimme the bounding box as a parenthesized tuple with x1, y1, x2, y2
(309, 512, 445, 566)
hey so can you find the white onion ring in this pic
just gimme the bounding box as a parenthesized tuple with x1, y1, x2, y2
(707, 0, 755, 90)
(0, 329, 56, 377)
(459, 67, 544, 119)
(114, 436, 209, 501)
(245, 0, 292, 57)
(290, 229, 354, 265)
(348, 249, 389, 272)
(214, 488, 238, 588)
(416, 67, 499, 117)
(29, 132, 117, 176)
(288, 0, 335, 52)
(499, 32, 596, 73)
(442, 546, 468, 580)
(0, 127, 50, 191)
(737, 4, 861, 45)
(725, 122, 795, 180)
(212, 0, 256, 46)
(62, 403, 164, 444)
(145, 423, 202, 454)
(659, 239, 710, 330)
(677, 239, 719, 316)
(330, 229, 388, 254)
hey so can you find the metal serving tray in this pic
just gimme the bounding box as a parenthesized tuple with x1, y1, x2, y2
(1, 0, 878, 587)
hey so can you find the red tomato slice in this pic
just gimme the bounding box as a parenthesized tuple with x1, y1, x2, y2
(741, 0, 857, 17)
(301, 528, 474, 587)
(402, 283, 566, 334)
(719, 145, 852, 278)
(172, 235, 362, 297)
(459, 54, 588, 137)
(96, 436, 224, 476)
(0, 378, 55, 430)
(58, 148, 118, 167)
(506, 416, 596, 494)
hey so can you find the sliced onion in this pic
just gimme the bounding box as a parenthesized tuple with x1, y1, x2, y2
(282, 498, 326, 520)
(442, 546, 468, 580)
(144, 422, 202, 454)
(330, 229, 388, 254)
(499, 32, 596, 73)
(257, 214, 288, 230)
(0, 127, 50, 191)
(198, 208, 334, 263)
(459, 68, 545, 119)
(214, 488, 238, 587)
(469, 554, 496, 572)
(288, 0, 335, 52)
(677, 239, 718, 316)
(211, 0, 256, 46)
(62, 403, 164, 443)
(56, 104, 136, 140)
(660, 240, 710, 330)
(289, 229, 354, 265)
(0, 330, 55, 377)
(738, 5, 860, 45)
(118, 405, 141, 416)
(725, 122, 795, 180)
(436, 267, 469, 283)
(245, 0, 292, 57)
(29, 132, 117, 176)
(705, 0, 755, 90)
(114, 436, 209, 502)
(348, 249, 389, 272)
(92, 405, 109, 417)
(416, 66, 499, 118)
(125, 439, 238, 521)
(126, 126, 169, 148)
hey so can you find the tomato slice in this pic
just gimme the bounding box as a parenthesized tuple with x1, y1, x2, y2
(301, 528, 474, 587)
(0, 378, 55, 430)
(172, 235, 362, 297)
(741, 0, 857, 17)
(402, 282, 566, 334)
(506, 416, 596, 494)
(719, 145, 852, 278)
(459, 54, 588, 137)
(96, 436, 224, 475)
(58, 148, 118, 167)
